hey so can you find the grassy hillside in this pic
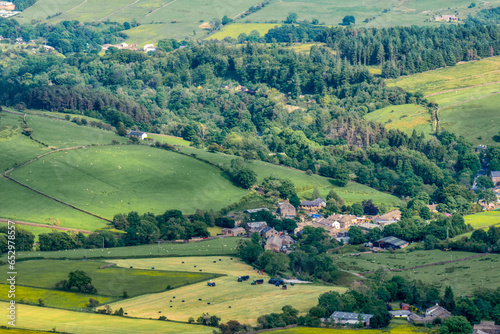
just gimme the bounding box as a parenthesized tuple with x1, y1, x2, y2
(8, 145, 248, 218)
(109, 256, 345, 325)
(5, 237, 242, 260)
(207, 23, 281, 40)
(147, 133, 191, 146)
(0, 301, 213, 334)
(364, 104, 434, 137)
(179, 146, 402, 206)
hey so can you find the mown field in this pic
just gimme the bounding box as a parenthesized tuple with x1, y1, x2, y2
(5, 237, 242, 260)
(178, 146, 402, 207)
(335, 250, 500, 296)
(3, 259, 215, 298)
(147, 133, 191, 146)
(207, 23, 281, 40)
(464, 211, 500, 229)
(364, 104, 434, 137)
(8, 145, 248, 218)
(385, 57, 500, 145)
(268, 319, 435, 334)
(109, 256, 345, 325)
(0, 301, 213, 334)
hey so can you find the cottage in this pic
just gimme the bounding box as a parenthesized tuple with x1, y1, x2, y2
(261, 226, 280, 239)
(325, 214, 358, 229)
(491, 171, 500, 185)
(143, 44, 157, 52)
(373, 236, 409, 249)
(329, 311, 373, 327)
(473, 321, 500, 334)
(277, 200, 296, 218)
(246, 221, 267, 234)
(128, 131, 147, 140)
(373, 210, 401, 225)
(222, 227, 246, 237)
(265, 235, 282, 251)
(426, 304, 451, 319)
(389, 310, 412, 318)
(300, 198, 326, 211)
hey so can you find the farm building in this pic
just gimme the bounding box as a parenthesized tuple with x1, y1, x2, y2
(277, 200, 296, 218)
(280, 234, 296, 247)
(0, 2, 15, 10)
(473, 321, 500, 334)
(265, 235, 282, 251)
(299, 198, 326, 211)
(128, 131, 147, 140)
(323, 214, 358, 229)
(143, 44, 156, 52)
(389, 310, 412, 318)
(329, 311, 373, 327)
(373, 210, 401, 225)
(261, 226, 280, 239)
(222, 227, 246, 237)
(408, 305, 451, 324)
(359, 222, 380, 231)
(246, 221, 267, 234)
(490, 171, 500, 185)
(434, 15, 458, 22)
(373, 236, 409, 249)
(244, 208, 269, 214)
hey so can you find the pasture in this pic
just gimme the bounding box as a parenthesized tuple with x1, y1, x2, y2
(178, 146, 401, 207)
(109, 256, 345, 325)
(8, 145, 249, 218)
(5, 237, 242, 260)
(335, 250, 500, 296)
(4, 259, 215, 298)
(364, 104, 434, 137)
(207, 23, 281, 40)
(464, 211, 500, 229)
(26, 114, 127, 148)
(147, 133, 191, 146)
(0, 301, 213, 334)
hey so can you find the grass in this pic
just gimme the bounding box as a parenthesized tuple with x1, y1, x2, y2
(3, 259, 216, 298)
(0, 301, 214, 334)
(364, 104, 434, 137)
(108, 256, 346, 325)
(268, 319, 434, 333)
(178, 146, 402, 207)
(0, 329, 55, 334)
(334, 249, 500, 296)
(8, 145, 249, 218)
(464, 211, 500, 229)
(26, 114, 127, 148)
(0, 284, 116, 310)
(147, 133, 191, 146)
(207, 226, 222, 236)
(207, 23, 281, 40)
(5, 237, 242, 260)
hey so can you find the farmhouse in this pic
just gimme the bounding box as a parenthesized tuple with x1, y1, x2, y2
(359, 222, 380, 231)
(261, 226, 280, 239)
(277, 200, 296, 218)
(490, 171, 500, 185)
(373, 236, 409, 249)
(373, 210, 401, 225)
(329, 311, 373, 327)
(0, 2, 15, 10)
(128, 131, 147, 140)
(246, 221, 267, 234)
(408, 304, 451, 324)
(265, 235, 282, 251)
(473, 321, 500, 334)
(280, 234, 296, 247)
(389, 310, 412, 318)
(222, 227, 246, 237)
(300, 197, 326, 211)
(434, 15, 458, 22)
(325, 214, 358, 229)
(143, 44, 156, 52)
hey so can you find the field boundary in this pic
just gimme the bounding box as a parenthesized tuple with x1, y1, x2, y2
(0, 218, 93, 234)
(424, 79, 500, 98)
(98, 0, 141, 22)
(145, 0, 177, 17)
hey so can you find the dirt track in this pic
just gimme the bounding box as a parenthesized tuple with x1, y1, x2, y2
(0, 218, 93, 234)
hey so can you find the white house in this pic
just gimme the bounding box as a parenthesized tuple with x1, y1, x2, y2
(143, 44, 157, 52)
(128, 131, 147, 140)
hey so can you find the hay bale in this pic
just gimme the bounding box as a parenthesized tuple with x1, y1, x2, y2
(182, 300, 185, 302)
(229, 306, 231, 308)
(207, 302, 210, 305)
(199, 298, 202, 301)
(199, 269, 202, 271)
(152, 267, 155, 269)
(182, 261, 184, 263)
(130, 266, 133, 268)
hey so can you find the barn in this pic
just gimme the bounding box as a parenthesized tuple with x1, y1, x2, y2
(373, 236, 409, 249)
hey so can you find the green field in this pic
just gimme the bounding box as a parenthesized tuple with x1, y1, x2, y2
(179, 146, 401, 206)
(0, 301, 213, 334)
(26, 114, 127, 148)
(8, 145, 248, 218)
(335, 250, 500, 296)
(109, 256, 345, 325)
(207, 23, 281, 40)
(147, 133, 191, 146)
(2, 259, 215, 298)
(365, 104, 434, 137)
(464, 211, 500, 229)
(5, 237, 241, 260)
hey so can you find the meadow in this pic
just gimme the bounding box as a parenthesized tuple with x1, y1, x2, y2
(207, 23, 281, 40)
(0, 301, 213, 334)
(8, 145, 249, 218)
(109, 256, 345, 325)
(147, 133, 191, 146)
(464, 211, 500, 229)
(4, 259, 216, 298)
(364, 104, 434, 137)
(178, 146, 402, 207)
(335, 250, 500, 296)
(4, 237, 242, 260)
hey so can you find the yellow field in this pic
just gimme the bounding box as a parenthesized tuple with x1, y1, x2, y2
(0, 301, 212, 334)
(464, 211, 500, 229)
(207, 23, 281, 40)
(207, 226, 223, 236)
(107, 256, 345, 325)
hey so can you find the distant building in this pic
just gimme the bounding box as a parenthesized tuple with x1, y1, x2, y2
(373, 236, 409, 249)
(246, 221, 267, 234)
(373, 210, 401, 225)
(408, 304, 451, 324)
(473, 321, 500, 334)
(143, 43, 156, 52)
(434, 15, 458, 22)
(260, 226, 280, 239)
(300, 198, 326, 211)
(359, 222, 380, 231)
(490, 171, 500, 185)
(222, 227, 246, 237)
(277, 200, 296, 218)
(325, 214, 358, 229)
(265, 235, 282, 251)
(128, 131, 147, 140)
(389, 310, 412, 318)
(329, 311, 373, 327)
(244, 208, 269, 214)
(280, 234, 295, 247)
(0, 2, 15, 10)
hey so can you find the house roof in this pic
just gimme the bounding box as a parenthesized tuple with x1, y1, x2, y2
(301, 198, 326, 206)
(491, 171, 500, 178)
(245, 208, 269, 213)
(376, 236, 408, 247)
(129, 131, 146, 136)
(375, 210, 401, 222)
(330, 311, 373, 322)
(247, 221, 267, 230)
(426, 304, 451, 318)
(261, 226, 274, 234)
(389, 310, 412, 316)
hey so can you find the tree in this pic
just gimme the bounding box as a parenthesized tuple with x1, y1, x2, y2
(476, 176, 494, 190)
(289, 193, 301, 208)
(441, 286, 456, 312)
(117, 122, 127, 136)
(285, 12, 298, 24)
(478, 189, 497, 205)
(311, 187, 320, 199)
(233, 168, 257, 189)
(439, 316, 473, 334)
(348, 226, 366, 245)
(350, 203, 364, 216)
(221, 15, 232, 25)
(362, 200, 379, 215)
(66, 270, 95, 292)
(342, 15, 355, 25)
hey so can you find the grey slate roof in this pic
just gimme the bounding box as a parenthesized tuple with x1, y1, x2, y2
(389, 310, 412, 317)
(491, 171, 500, 178)
(301, 198, 326, 206)
(261, 226, 272, 234)
(129, 131, 146, 136)
(376, 236, 408, 247)
(330, 311, 373, 322)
